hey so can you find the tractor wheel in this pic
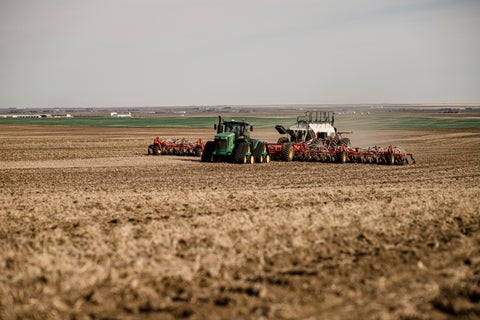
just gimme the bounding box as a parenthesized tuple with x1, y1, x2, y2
(152, 145, 159, 155)
(264, 154, 270, 163)
(277, 137, 289, 144)
(282, 143, 294, 161)
(234, 142, 248, 164)
(147, 145, 153, 155)
(337, 151, 347, 164)
(201, 141, 215, 162)
(247, 144, 254, 164)
(386, 153, 395, 165)
(253, 142, 265, 163)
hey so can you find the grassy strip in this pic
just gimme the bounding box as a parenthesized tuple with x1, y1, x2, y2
(0, 115, 479, 129)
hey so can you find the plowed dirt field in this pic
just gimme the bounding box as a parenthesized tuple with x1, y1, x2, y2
(1, 125, 479, 319)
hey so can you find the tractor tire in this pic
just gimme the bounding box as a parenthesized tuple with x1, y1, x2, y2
(253, 142, 265, 163)
(247, 143, 254, 164)
(385, 153, 395, 165)
(152, 145, 159, 155)
(277, 137, 289, 144)
(339, 138, 351, 148)
(201, 141, 215, 162)
(234, 142, 248, 164)
(264, 153, 270, 163)
(282, 143, 294, 161)
(337, 151, 347, 164)
(147, 146, 153, 155)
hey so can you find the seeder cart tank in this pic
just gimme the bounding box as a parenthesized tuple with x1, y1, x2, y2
(269, 111, 351, 161)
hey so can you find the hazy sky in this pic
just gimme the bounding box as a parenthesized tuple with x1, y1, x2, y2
(0, 0, 479, 108)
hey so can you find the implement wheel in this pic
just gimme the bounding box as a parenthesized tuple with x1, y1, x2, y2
(282, 143, 294, 161)
(386, 153, 395, 165)
(194, 147, 202, 157)
(337, 151, 347, 164)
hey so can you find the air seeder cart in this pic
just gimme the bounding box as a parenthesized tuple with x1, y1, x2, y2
(268, 111, 415, 165)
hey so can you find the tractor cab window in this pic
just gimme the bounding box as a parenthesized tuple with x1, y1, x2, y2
(226, 123, 243, 134)
(225, 123, 235, 132)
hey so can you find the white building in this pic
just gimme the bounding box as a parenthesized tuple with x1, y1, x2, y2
(111, 112, 132, 118)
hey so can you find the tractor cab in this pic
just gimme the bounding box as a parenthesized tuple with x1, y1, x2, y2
(223, 121, 251, 139)
(215, 117, 252, 137)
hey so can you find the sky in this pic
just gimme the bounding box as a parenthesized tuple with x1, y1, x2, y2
(0, 0, 479, 108)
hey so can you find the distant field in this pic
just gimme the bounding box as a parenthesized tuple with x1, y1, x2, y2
(1, 114, 479, 129)
(339, 115, 480, 130)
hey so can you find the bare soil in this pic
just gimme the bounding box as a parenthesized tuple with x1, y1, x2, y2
(1, 125, 479, 320)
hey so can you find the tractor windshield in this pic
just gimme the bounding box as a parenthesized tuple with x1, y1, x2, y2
(225, 122, 246, 135)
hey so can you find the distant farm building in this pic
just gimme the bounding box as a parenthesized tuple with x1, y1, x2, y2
(1, 114, 72, 118)
(111, 112, 132, 118)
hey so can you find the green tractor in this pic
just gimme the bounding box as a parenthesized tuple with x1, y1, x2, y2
(201, 116, 270, 164)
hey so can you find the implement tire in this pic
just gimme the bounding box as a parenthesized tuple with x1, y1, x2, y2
(201, 141, 214, 162)
(337, 151, 347, 164)
(386, 153, 395, 165)
(194, 147, 202, 157)
(282, 143, 294, 161)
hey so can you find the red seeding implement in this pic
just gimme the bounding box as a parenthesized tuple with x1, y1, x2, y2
(269, 141, 415, 164)
(147, 137, 205, 156)
(335, 145, 415, 165)
(268, 111, 415, 165)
